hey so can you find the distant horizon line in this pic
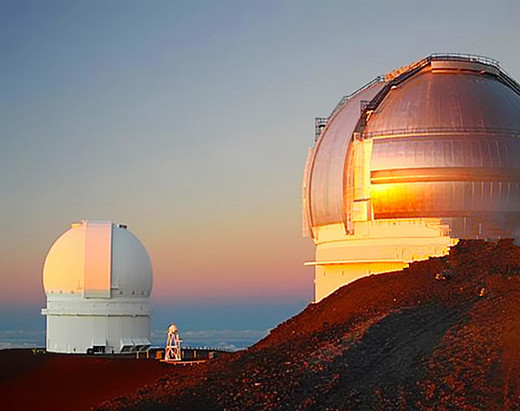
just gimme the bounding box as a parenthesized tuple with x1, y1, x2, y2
(0, 293, 312, 307)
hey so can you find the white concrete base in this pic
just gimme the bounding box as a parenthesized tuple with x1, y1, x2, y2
(42, 296, 151, 354)
(308, 219, 457, 302)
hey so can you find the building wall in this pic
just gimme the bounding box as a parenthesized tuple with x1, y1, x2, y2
(310, 219, 456, 302)
(46, 314, 150, 354)
(314, 261, 408, 302)
(43, 296, 151, 353)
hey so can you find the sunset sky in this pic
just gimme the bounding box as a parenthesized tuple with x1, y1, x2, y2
(2, 0, 520, 338)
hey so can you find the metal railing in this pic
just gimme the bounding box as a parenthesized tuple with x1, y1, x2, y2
(429, 53, 500, 69)
(426, 54, 520, 96)
(314, 117, 328, 142)
(329, 75, 385, 118)
(315, 53, 520, 143)
(182, 345, 236, 353)
(362, 126, 520, 139)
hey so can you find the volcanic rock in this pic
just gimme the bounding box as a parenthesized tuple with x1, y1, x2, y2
(100, 240, 520, 410)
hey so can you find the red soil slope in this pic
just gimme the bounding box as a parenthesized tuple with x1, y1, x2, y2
(0, 350, 174, 411)
(100, 240, 520, 409)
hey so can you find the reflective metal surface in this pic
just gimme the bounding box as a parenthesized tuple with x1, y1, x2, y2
(367, 67, 520, 238)
(305, 82, 384, 229)
(364, 71, 520, 135)
(304, 55, 520, 239)
(371, 135, 520, 172)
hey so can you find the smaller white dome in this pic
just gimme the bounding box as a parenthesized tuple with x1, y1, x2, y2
(43, 221, 152, 298)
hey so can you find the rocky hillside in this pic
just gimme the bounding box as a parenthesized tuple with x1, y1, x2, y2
(101, 240, 520, 410)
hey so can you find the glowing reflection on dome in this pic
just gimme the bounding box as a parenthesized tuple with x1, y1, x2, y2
(303, 54, 520, 302)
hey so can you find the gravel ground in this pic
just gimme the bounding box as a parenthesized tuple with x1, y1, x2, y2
(100, 239, 520, 410)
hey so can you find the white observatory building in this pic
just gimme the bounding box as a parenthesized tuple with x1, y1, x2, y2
(42, 221, 153, 354)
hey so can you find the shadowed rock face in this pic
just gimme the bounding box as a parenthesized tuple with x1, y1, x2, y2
(314, 304, 464, 409)
(101, 240, 520, 410)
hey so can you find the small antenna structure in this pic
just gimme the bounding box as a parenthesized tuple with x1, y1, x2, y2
(164, 323, 182, 362)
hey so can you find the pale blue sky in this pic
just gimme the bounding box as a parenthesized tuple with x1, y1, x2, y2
(2, 0, 520, 335)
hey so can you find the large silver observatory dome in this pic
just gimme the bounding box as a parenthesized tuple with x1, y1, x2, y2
(303, 54, 520, 302)
(304, 54, 520, 240)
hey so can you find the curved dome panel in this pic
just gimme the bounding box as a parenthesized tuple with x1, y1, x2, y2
(364, 70, 520, 134)
(43, 225, 85, 294)
(112, 227, 153, 297)
(304, 55, 520, 239)
(306, 82, 385, 228)
(43, 221, 152, 297)
(363, 64, 520, 237)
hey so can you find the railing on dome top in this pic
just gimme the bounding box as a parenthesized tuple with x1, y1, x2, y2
(333, 54, 503, 113)
(315, 53, 520, 143)
(314, 75, 386, 141)
(362, 126, 520, 139)
(314, 117, 329, 142)
(370, 53, 520, 115)
(429, 53, 500, 69)
(412, 53, 520, 96)
(329, 75, 386, 118)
